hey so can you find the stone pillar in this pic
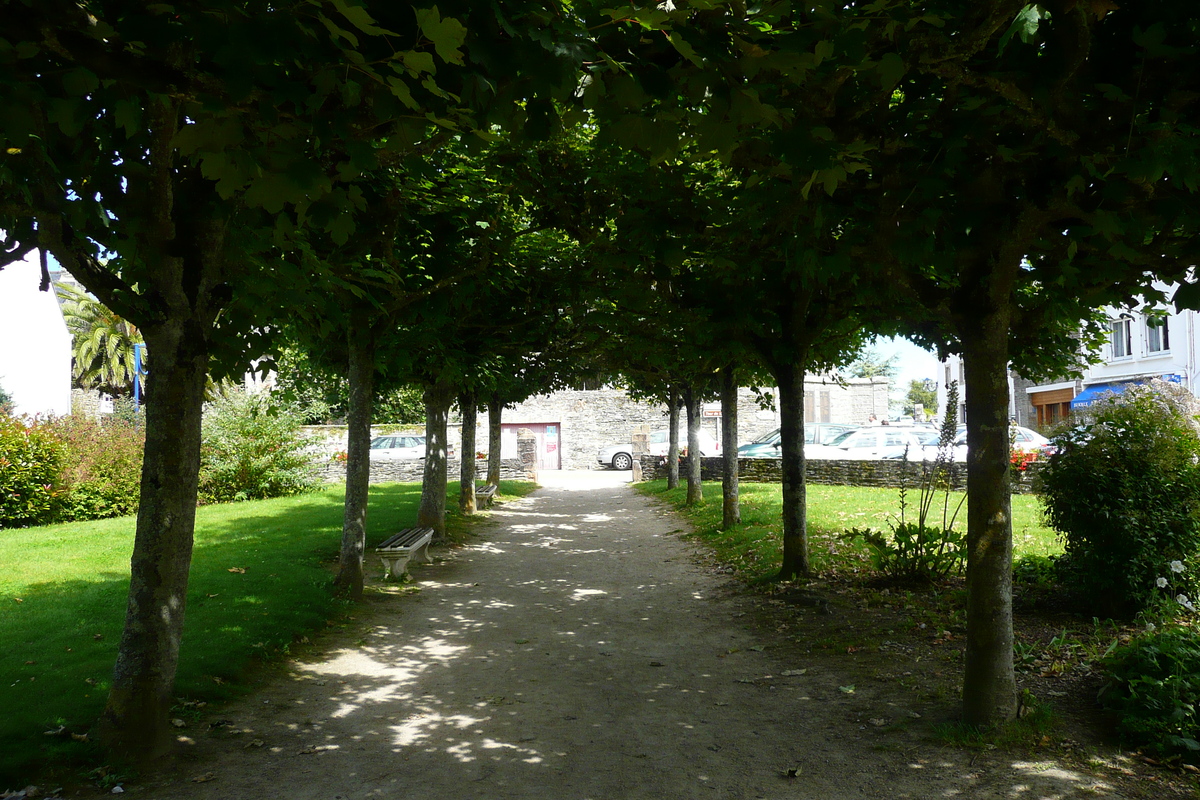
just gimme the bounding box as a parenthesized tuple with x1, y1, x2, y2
(630, 425, 649, 482)
(517, 428, 539, 482)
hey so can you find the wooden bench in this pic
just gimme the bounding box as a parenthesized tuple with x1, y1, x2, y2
(375, 527, 434, 580)
(476, 484, 498, 508)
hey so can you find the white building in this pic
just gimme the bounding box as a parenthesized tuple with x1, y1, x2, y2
(936, 290, 1200, 430)
(0, 253, 72, 416)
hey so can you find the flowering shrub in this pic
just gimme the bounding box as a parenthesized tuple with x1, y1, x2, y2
(199, 390, 319, 503)
(330, 451, 349, 464)
(44, 414, 144, 521)
(0, 414, 65, 528)
(1010, 449, 1038, 472)
(1037, 383, 1200, 615)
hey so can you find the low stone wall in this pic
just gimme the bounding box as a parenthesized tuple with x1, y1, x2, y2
(638, 455, 1043, 495)
(318, 457, 531, 485)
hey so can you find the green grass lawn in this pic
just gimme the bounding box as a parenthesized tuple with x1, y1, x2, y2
(0, 480, 534, 786)
(637, 480, 1060, 583)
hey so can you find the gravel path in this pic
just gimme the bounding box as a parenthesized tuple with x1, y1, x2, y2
(147, 471, 1133, 799)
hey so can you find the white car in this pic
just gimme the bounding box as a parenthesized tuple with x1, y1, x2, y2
(881, 425, 1053, 462)
(369, 434, 426, 460)
(598, 429, 720, 470)
(806, 427, 931, 460)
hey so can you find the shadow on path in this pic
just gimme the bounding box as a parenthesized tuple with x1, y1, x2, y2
(151, 471, 1127, 799)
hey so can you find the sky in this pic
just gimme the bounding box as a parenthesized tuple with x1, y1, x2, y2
(875, 335, 942, 389)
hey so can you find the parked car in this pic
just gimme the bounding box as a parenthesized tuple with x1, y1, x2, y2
(806, 426, 930, 460)
(597, 429, 720, 470)
(737, 423, 855, 458)
(369, 434, 427, 460)
(881, 425, 1053, 462)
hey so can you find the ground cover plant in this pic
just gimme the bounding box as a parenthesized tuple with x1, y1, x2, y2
(0, 480, 534, 785)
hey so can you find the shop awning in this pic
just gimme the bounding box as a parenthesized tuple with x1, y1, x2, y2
(1070, 382, 1131, 409)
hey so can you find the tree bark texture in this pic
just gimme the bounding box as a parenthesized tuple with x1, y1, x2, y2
(95, 319, 209, 760)
(684, 387, 703, 505)
(418, 380, 453, 542)
(487, 395, 502, 488)
(960, 309, 1018, 726)
(775, 360, 810, 579)
(720, 366, 740, 530)
(667, 387, 680, 490)
(459, 391, 477, 514)
(333, 319, 374, 601)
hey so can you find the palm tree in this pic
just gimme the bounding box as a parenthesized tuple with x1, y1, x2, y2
(56, 284, 145, 399)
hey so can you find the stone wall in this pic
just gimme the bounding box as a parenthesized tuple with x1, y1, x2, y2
(317, 456, 530, 485)
(638, 455, 1043, 495)
(300, 381, 891, 473)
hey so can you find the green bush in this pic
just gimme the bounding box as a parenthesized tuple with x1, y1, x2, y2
(1037, 382, 1200, 616)
(198, 390, 320, 503)
(1100, 626, 1200, 759)
(0, 415, 65, 528)
(46, 414, 144, 521)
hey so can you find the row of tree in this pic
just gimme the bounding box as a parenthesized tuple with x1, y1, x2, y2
(1, 0, 1198, 762)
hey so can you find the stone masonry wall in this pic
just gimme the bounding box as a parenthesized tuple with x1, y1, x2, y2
(317, 456, 530, 485)
(638, 455, 1043, 495)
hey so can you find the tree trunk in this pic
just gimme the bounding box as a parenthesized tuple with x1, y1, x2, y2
(960, 308, 1018, 726)
(333, 318, 374, 600)
(721, 365, 740, 530)
(667, 386, 680, 490)
(487, 394, 502, 487)
(418, 379, 452, 542)
(96, 319, 209, 760)
(684, 386, 703, 505)
(459, 390, 477, 514)
(775, 359, 810, 579)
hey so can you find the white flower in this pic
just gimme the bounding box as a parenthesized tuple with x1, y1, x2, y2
(1177, 594, 1197, 612)
(1170, 560, 1186, 573)
(1157, 577, 1170, 588)
(1146, 622, 1157, 632)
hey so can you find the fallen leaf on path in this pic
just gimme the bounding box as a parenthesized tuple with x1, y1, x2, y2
(246, 739, 264, 749)
(839, 685, 856, 694)
(190, 773, 215, 783)
(868, 719, 886, 727)
(781, 669, 807, 677)
(749, 645, 765, 652)
(171, 719, 186, 728)
(227, 568, 245, 574)
(780, 766, 802, 779)
(649, 661, 664, 667)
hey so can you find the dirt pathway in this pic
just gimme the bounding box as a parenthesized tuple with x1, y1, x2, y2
(147, 472, 1138, 799)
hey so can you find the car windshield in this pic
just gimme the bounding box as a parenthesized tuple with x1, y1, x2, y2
(650, 431, 668, 444)
(753, 428, 781, 444)
(369, 437, 391, 449)
(826, 430, 859, 447)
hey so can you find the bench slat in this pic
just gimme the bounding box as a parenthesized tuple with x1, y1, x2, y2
(377, 527, 434, 551)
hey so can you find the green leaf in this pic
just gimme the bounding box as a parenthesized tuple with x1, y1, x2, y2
(317, 14, 359, 48)
(387, 76, 418, 110)
(877, 53, 904, 91)
(998, 5, 1047, 55)
(62, 68, 100, 97)
(1171, 281, 1200, 311)
(415, 7, 467, 65)
(402, 50, 436, 75)
(331, 0, 397, 36)
(668, 32, 703, 67)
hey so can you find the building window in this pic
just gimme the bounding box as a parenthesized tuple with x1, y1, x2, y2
(1147, 318, 1170, 353)
(1111, 317, 1132, 359)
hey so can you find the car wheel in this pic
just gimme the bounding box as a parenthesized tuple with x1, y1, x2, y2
(612, 452, 633, 471)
